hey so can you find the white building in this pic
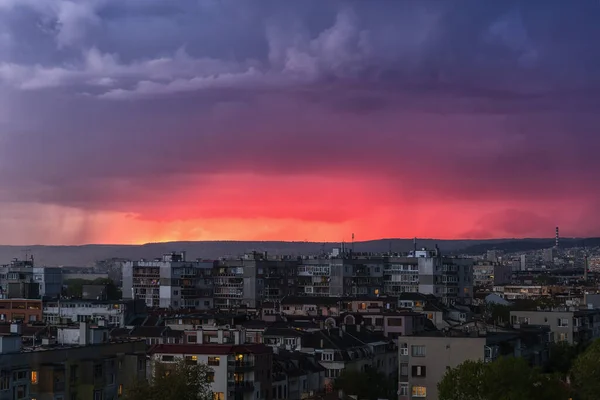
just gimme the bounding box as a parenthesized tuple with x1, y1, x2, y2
(149, 343, 273, 400)
(43, 299, 144, 327)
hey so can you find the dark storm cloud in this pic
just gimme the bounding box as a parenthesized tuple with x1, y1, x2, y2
(0, 0, 600, 218)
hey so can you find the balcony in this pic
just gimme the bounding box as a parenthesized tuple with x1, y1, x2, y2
(228, 360, 254, 372)
(228, 381, 255, 392)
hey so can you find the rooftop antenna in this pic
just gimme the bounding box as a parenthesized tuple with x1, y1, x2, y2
(351, 233, 355, 252)
(555, 226, 559, 248)
(413, 237, 417, 254)
(22, 248, 32, 265)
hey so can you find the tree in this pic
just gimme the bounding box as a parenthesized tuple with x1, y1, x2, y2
(334, 368, 395, 400)
(546, 342, 581, 376)
(570, 338, 600, 400)
(124, 359, 214, 400)
(438, 357, 569, 400)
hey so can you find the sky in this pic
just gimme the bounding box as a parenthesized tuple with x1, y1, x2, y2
(1, 0, 600, 245)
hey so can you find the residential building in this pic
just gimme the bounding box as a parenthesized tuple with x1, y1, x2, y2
(385, 249, 474, 305)
(0, 258, 39, 299)
(510, 308, 600, 345)
(214, 252, 297, 309)
(342, 311, 426, 341)
(0, 322, 146, 400)
(43, 299, 146, 327)
(473, 261, 512, 287)
(149, 343, 273, 400)
(0, 299, 42, 323)
(493, 285, 548, 300)
(520, 254, 536, 271)
(33, 267, 63, 299)
(122, 252, 214, 309)
(398, 325, 550, 400)
(543, 248, 557, 264)
(272, 350, 325, 400)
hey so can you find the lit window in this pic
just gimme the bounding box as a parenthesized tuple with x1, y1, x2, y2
(412, 386, 427, 397)
(31, 371, 38, 384)
(374, 289, 379, 295)
(118, 384, 123, 396)
(191, 355, 198, 361)
(213, 392, 225, 400)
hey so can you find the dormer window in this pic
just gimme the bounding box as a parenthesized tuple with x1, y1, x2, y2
(322, 352, 334, 361)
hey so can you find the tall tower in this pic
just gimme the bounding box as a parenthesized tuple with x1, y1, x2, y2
(555, 226, 559, 248)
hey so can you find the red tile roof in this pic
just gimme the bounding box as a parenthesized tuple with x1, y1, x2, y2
(149, 343, 272, 355)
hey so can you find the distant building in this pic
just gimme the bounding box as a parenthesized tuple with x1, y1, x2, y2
(122, 252, 214, 309)
(42, 299, 145, 327)
(0, 259, 62, 300)
(520, 254, 535, 271)
(473, 261, 512, 287)
(542, 248, 557, 264)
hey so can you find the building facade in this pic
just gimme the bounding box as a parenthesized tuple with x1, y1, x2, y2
(122, 252, 214, 309)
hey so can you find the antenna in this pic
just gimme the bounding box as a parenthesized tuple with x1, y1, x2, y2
(351, 233, 355, 252)
(413, 237, 417, 254)
(555, 226, 559, 248)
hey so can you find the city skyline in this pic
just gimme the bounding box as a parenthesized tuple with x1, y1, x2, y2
(1, 1, 600, 245)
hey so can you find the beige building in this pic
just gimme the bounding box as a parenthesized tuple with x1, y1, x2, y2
(510, 308, 600, 345)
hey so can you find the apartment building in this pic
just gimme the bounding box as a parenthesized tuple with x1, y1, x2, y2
(43, 299, 145, 327)
(0, 259, 63, 300)
(493, 285, 548, 300)
(297, 248, 473, 304)
(398, 326, 550, 400)
(149, 343, 273, 400)
(510, 308, 600, 345)
(0, 299, 42, 323)
(0, 322, 146, 400)
(214, 252, 297, 309)
(385, 249, 474, 305)
(272, 350, 325, 400)
(473, 261, 512, 287)
(122, 252, 214, 309)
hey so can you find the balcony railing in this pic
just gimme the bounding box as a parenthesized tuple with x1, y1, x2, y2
(228, 361, 254, 371)
(228, 381, 255, 392)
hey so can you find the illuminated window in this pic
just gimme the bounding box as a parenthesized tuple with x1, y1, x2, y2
(191, 355, 198, 361)
(118, 384, 123, 396)
(208, 357, 220, 366)
(235, 354, 244, 361)
(207, 372, 215, 382)
(412, 386, 427, 397)
(213, 392, 225, 400)
(374, 289, 379, 295)
(31, 371, 38, 384)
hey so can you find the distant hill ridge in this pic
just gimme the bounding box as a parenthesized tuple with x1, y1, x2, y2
(0, 238, 598, 267)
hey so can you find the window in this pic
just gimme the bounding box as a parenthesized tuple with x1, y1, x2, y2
(94, 364, 103, 379)
(399, 383, 408, 396)
(213, 393, 225, 400)
(400, 344, 408, 356)
(31, 371, 38, 384)
(400, 363, 408, 376)
(0, 374, 9, 390)
(322, 352, 334, 361)
(412, 365, 426, 377)
(387, 318, 403, 327)
(208, 357, 220, 366)
(188, 335, 197, 343)
(162, 355, 175, 362)
(118, 384, 123, 397)
(411, 345, 426, 357)
(411, 386, 427, 397)
(15, 385, 26, 400)
(107, 374, 115, 385)
(558, 318, 569, 327)
(207, 372, 215, 383)
(93, 390, 103, 400)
